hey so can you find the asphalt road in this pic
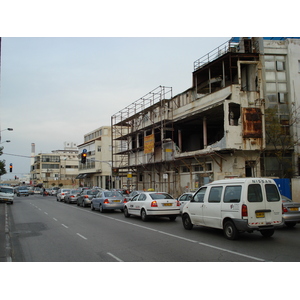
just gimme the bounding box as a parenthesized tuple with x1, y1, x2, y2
(4, 194, 300, 262)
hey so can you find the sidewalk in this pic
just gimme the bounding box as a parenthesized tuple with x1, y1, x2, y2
(0, 203, 10, 262)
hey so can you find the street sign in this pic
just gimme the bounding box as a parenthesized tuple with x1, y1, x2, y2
(82, 149, 87, 153)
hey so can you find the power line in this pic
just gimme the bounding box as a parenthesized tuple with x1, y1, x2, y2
(3, 152, 33, 158)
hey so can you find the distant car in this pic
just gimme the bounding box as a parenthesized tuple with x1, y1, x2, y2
(17, 186, 29, 197)
(91, 190, 127, 212)
(282, 195, 300, 227)
(0, 186, 15, 204)
(77, 189, 99, 207)
(124, 192, 180, 221)
(34, 188, 42, 194)
(56, 189, 71, 202)
(124, 190, 144, 202)
(27, 187, 35, 195)
(64, 189, 81, 204)
(50, 187, 59, 196)
(177, 192, 194, 214)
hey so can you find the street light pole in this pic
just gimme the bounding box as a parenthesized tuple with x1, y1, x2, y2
(0, 128, 13, 142)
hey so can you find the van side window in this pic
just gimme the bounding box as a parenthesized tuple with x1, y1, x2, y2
(193, 187, 207, 202)
(247, 184, 263, 202)
(265, 184, 280, 202)
(223, 186, 242, 203)
(208, 186, 223, 203)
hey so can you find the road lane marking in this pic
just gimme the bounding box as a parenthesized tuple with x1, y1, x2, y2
(44, 212, 48, 215)
(53, 218, 58, 221)
(107, 252, 123, 262)
(76, 233, 87, 240)
(69, 204, 266, 261)
(61, 224, 68, 228)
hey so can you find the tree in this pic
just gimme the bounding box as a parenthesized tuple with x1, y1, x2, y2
(264, 105, 300, 178)
(0, 146, 7, 176)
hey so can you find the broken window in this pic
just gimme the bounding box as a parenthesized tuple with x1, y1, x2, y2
(229, 103, 240, 126)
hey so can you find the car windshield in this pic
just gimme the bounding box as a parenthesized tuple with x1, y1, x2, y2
(104, 191, 122, 197)
(0, 187, 14, 194)
(150, 193, 173, 200)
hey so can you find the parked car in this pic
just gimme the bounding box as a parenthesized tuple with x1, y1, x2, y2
(182, 178, 283, 240)
(50, 187, 59, 196)
(17, 186, 29, 197)
(64, 189, 81, 204)
(124, 192, 180, 221)
(27, 187, 35, 195)
(77, 189, 99, 207)
(0, 186, 15, 204)
(91, 190, 127, 212)
(34, 188, 42, 194)
(177, 192, 194, 214)
(56, 189, 71, 202)
(282, 195, 300, 227)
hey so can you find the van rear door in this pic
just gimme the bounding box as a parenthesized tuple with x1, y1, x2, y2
(246, 182, 282, 227)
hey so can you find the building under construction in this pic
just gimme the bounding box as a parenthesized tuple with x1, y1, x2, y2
(112, 37, 300, 197)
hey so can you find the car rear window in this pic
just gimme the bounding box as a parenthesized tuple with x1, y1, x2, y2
(150, 193, 173, 200)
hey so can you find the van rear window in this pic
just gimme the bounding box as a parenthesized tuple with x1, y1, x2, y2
(247, 184, 263, 202)
(265, 184, 280, 202)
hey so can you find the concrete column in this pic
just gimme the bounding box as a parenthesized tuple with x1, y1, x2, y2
(203, 117, 207, 149)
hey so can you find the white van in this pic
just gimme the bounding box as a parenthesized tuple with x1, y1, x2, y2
(181, 178, 283, 239)
(0, 186, 15, 204)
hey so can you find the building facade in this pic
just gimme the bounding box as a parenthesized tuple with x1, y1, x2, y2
(112, 37, 300, 197)
(77, 126, 115, 189)
(30, 142, 79, 187)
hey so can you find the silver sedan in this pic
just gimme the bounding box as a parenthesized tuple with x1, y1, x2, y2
(282, 195, 300, 227)
(91, 191, 126, 213)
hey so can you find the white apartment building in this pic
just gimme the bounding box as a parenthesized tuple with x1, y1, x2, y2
(77, 126, 115, 189)
(30, 142, 79, 187)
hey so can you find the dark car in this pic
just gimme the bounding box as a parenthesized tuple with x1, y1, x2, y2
(282, 195, 300, 227)
(77, 189, 99, 207)
(64, 189, 81, 204)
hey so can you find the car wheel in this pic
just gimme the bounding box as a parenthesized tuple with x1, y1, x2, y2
(223, 220, 238, 240)
(286, 222, 297, 228)
(124, 207, 130, 218)
(169, 216, 177, 221)
(99, 204, 105, 213)
(141, 209, 148, 222)
(182, 213, 193, 230)
(77, 201, 79, 206)
(260, 229, 274, 238)
(91, 203, 95, 211)
(82, 201, 85, 207)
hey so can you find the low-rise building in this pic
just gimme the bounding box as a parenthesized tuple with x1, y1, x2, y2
(30, 142, 79, 188)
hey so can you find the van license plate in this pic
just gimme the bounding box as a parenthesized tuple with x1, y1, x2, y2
(256, 212, 265, 218)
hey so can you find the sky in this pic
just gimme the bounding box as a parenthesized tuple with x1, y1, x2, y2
(0, 36, 230, 179)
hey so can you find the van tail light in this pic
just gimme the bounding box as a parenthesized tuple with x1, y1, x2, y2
(151, 201, 158, 207)
(242, 204, 248, 217)
(176, 200, 180, 206)
(104, 199, 109, 204)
